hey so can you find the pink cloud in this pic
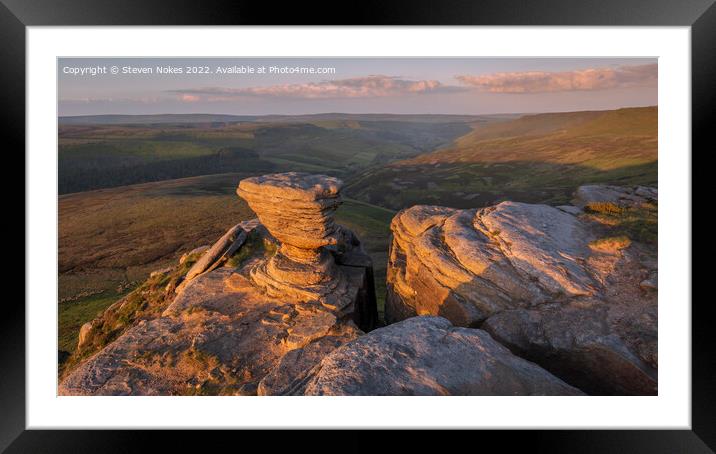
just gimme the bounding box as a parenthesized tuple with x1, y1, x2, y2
(170, 75, 464, 100)
(180, 94, 200, 102)
(456, 63, 657, 94)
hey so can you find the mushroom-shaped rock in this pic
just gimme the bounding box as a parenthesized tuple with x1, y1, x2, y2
(237, 173, 353, 310)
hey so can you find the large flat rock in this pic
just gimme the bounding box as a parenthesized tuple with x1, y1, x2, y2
(300, 316, 583, 396)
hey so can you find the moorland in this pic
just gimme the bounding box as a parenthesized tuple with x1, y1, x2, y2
(58, 107, 657, 358)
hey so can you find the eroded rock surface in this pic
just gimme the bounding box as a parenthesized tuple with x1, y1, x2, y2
(60, 173, 377, 396)
(237, 173, 360, 315)
(386, 201, 590, 326)
(385, 185, 658, 395)
(179, 245, 209, 265)
(298, 316, 583, 396)
(237, 172, 343, 251)
(60, 268, 363, 396)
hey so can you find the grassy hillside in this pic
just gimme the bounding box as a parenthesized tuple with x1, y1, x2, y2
(346, 107, 657, 209)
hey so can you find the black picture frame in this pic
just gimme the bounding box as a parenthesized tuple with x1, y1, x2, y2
(4, 0, 712, 451)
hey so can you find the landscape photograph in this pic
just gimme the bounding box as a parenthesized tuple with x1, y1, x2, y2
(57, 57, 658, 396)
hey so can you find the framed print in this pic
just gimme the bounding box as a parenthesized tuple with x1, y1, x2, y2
(5, 0, 714, 451)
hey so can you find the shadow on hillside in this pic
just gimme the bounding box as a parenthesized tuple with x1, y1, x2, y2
(59, 149, 276, 194)
(347, 160, 657, 210)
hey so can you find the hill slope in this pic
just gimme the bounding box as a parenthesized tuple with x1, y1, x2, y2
(346, 107, 657, 210)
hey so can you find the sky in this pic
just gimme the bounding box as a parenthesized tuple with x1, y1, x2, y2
(58, 57, 657, 116)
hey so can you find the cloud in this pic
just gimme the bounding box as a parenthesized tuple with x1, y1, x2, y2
(179, 94, 200, 102)
(455, 63, 657, 94)
(169, 75, 465, 100)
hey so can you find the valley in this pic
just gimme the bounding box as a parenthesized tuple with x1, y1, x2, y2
(346, 107, 657, 209)
(58, 114, 490, 193)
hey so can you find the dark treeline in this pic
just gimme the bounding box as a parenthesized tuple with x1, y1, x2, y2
(59, 148, 275, 194)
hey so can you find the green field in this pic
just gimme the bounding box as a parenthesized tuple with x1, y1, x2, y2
(59, 291, 131, 354)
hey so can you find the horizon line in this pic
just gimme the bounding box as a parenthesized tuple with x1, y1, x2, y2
(58, 104, 658, 119)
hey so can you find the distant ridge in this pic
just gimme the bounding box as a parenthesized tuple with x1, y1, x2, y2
(58, 113, 515, 125)
(58, 114, 259, 125)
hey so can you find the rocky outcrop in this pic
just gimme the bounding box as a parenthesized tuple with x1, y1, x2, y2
(296, 316, 583, 396)
(257, 334, 350, 396)
(77, 322, 92, 349)
(60, 268, 363, 395)
(385, 185, 658, 395)
(237, 173, 343, 252)
(237, 173, 362, 316)
(60, 176, 656, 396)
(386, 202, 583, 326)
(180, 219, 257, 286)
(60, 173, 377, 396)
